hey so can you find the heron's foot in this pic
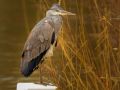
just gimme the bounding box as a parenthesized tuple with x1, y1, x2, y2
(41, 82, 49, 86)
(36, 82, 54, 86)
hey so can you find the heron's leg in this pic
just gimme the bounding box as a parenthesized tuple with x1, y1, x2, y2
(39, 59, 44, 84)
(39, 64, 42, 84)
(39, 63, 42, 84)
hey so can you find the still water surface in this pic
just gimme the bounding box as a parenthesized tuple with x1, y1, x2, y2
(0, 0, 40, 90)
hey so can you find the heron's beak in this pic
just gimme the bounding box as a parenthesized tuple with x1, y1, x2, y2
(59, 10, 76, 16)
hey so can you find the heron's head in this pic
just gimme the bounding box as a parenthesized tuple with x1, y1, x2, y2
(46, 4, 76, 16)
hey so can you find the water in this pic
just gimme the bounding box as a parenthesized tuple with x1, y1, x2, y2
(0, 0, 39, 90)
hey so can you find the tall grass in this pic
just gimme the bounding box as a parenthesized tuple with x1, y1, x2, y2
(22, 0, 120, 89)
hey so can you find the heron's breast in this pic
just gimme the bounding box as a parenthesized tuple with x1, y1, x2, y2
(44, 44, 54, 59)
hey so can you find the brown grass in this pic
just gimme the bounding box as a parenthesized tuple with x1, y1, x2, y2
(23, 0, 120, 90)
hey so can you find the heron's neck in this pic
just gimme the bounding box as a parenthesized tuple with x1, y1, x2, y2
(51, 15, 62, 27)
(50, 15, 62, 37)
(45, 14, 62, 28)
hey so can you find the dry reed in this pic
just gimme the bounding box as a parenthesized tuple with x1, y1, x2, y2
(23, 0, 120, 90)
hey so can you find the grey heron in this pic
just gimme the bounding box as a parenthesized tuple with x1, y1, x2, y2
(20, 4, 75, 77)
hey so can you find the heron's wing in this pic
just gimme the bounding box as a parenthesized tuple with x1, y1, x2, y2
(21, 20, 55, 63)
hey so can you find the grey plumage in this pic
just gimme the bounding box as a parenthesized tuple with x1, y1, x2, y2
(20, 3, 75, 77)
